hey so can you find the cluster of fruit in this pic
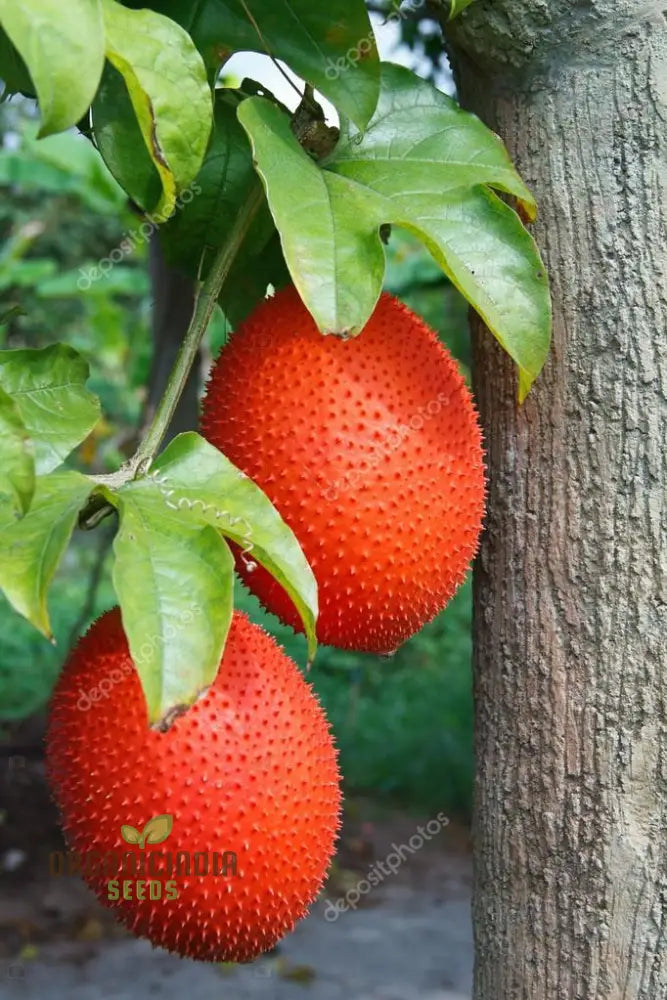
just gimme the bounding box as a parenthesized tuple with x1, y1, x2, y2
(46, 288, 485, 963)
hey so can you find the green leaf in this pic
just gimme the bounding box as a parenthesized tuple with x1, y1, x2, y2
(90, 64, 162, 215)
(159, 89, 266, 273)
(37, 264, 149, 299)
(0, 0, 104, 136)
(159, 88, 286, 324)
(239, 96, 386, 334)
(0, 126, 126, 215)
(0, 470, 93, 637)
(123, 0, 380, 131)
(0, 344, 101, 474)
(109, 480, 235, 725)
(449, 0, 477, 16)
(220, 229, 290, 326)
(0, 259, 57, 293)
(331, 64, 536, 217)
(147, 432, 318, 661)
(238, 62, 551, 395)
(94, 0, 213, 219)
(0, 386, 34, 519)
(399, 186, 551, 400)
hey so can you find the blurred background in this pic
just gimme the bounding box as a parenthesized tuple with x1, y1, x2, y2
(0, 11, 476, 1000)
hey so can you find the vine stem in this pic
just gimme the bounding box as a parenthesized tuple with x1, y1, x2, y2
(87, 184, 264, 502)
(134, 183, 264, 472)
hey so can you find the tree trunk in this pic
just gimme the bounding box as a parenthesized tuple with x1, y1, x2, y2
(146, 234, 198, 440)
(447, 5, 667, 999)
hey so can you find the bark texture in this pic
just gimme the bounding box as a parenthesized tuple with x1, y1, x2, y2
(146, 234, 198, 441)
(447, 3, 667, 998)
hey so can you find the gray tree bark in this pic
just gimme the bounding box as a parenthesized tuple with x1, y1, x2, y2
(447, 4, 667, 999)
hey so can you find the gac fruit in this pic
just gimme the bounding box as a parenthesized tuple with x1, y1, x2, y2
(201, 286, 485, 653)
(46, 609, 341, 963)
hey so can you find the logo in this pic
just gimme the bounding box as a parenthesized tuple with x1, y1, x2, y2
(48, 814, 238, 902)
(120, 814, 173, 848)
(107, 814, 178, 901)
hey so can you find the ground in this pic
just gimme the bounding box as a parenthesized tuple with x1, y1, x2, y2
(0, 759, 473, 999)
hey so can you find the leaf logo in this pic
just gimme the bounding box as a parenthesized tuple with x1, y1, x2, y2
(121, 814, 173, 849)
(120, 824, 142, 845)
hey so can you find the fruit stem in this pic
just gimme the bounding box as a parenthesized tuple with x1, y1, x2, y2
(132, 184, 265, 473)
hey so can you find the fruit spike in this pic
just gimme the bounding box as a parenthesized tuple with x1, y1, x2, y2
(46, 609, 341, 963)
(202, 286, 485, 653)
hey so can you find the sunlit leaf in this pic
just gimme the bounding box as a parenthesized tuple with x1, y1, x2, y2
(0, 0, 104, 135)
(0, 470, 93, 637)
(109, 480, 235, 725)
(148, 432, 318, 660)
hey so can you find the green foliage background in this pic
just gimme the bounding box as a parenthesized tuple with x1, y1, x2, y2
(0, 103, 474, 818)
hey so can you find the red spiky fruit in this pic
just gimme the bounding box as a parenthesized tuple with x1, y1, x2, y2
(201, 286, 485, 653)
(45, 609, 341, 963)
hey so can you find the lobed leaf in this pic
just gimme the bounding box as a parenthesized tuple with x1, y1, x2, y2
(238, 62, 551, 395)
(331, 64, 536, 218)
(147, 433, 318, 661)
(0, 344, 101, 474)
(0, 0, 104, 135)
(0, 470, 93, 638)
(109, 480, 235, 726)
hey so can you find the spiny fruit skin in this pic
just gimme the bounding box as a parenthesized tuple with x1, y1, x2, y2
(201, 286, 485, 653)
(46, 609, 341, 963)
